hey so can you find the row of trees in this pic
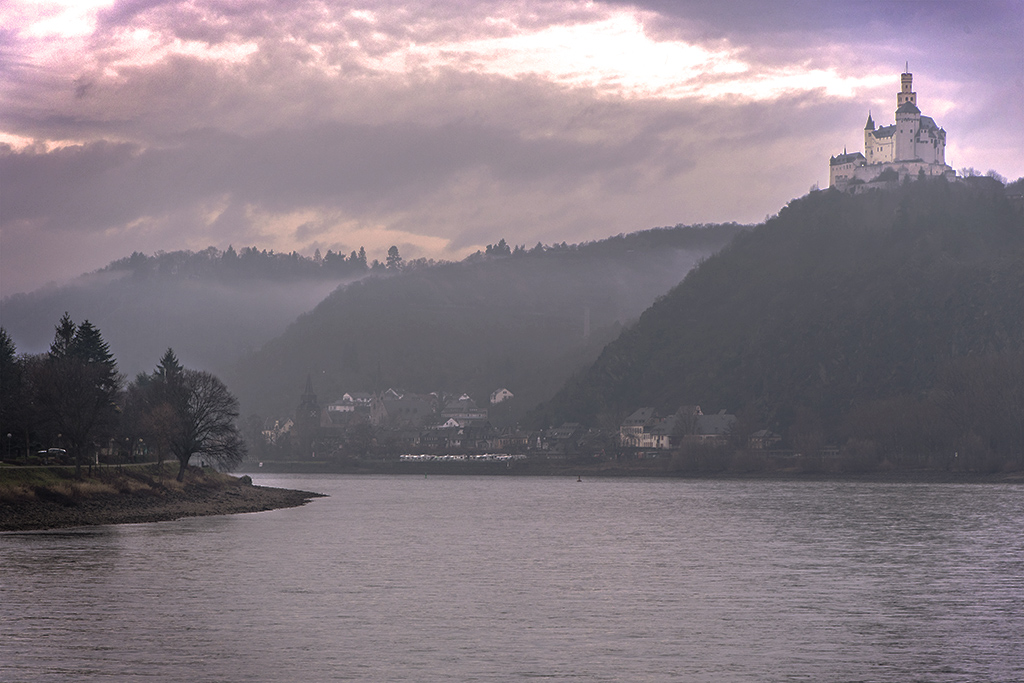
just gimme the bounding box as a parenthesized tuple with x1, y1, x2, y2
(103, 244, 441, 282)
(105, 245, 372, 281)
(1, 315, 245, 481)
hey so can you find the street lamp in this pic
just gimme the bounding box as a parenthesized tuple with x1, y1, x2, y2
(5, 433, 10, 462)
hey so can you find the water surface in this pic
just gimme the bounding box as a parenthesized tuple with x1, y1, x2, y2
(2, 475, 1022, 681)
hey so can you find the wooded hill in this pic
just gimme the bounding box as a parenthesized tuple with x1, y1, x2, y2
(537, 177, 1024, 467)
(225, 225, 745, 419)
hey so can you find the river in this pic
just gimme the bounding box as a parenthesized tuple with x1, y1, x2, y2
(2, 475, 1022, 681)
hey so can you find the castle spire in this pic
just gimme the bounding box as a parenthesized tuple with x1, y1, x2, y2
(865, 111, 875, 130)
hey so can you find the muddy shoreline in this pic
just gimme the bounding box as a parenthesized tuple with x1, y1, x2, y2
(0, 475, 324, 533)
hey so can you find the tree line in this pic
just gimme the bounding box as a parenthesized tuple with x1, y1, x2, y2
(96, 223, 749, 286)
(1, 315, 245, 481)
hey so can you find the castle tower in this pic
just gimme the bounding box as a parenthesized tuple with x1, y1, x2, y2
(893, 64, 921, 161)
(894, 103, 921, 162)
(897, 65, 916, 108)
(864, 112, 875, 163)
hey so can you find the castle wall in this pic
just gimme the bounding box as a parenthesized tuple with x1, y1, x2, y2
(849, 160, 955, 186)
(865, 133, 894, 164)
(830, 160, 861, 188)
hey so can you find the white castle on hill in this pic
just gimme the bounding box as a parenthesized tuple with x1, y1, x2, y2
(830, 67, 955, 189)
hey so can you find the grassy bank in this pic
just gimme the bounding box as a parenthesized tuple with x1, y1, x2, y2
(0, 463, 323, 532)
(1, 462, 226, 504)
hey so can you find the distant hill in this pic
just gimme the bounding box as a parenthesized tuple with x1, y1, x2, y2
(537, 177, 1024, 463)
(225, 225, 745, 419)
(0, 246, 366, 379)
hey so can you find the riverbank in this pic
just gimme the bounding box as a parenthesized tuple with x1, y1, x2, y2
(241, 457, 1024, 483)
(0, 464, 324, 532)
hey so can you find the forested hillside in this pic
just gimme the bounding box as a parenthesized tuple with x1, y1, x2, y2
(538, 177, 1024, 466)
(226, 225, 744, 418)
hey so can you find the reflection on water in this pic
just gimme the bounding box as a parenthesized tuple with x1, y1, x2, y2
(2, 476, 1022, 681)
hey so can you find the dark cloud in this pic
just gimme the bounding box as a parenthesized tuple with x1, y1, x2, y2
(609, 0, 1023, 110)
(1, 114, 670, 234)
(612, 0, 1018, 39)
(1, 0, 1021, 297)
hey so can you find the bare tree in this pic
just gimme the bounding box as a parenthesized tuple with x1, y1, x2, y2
(167, 369, 247, 481)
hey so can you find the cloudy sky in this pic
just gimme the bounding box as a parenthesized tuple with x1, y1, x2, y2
(1, 0, 1022, 296)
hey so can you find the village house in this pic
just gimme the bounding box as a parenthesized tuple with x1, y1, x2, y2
(326, 392, 373, 420)
(372, 389, 435, 428)
(747, 429, 782, 450)
(541, 422, 584, 455)
(619, 407, 657, 448)
(261, 418, 293, 446)
(485, 426, 529, 453)
(490, 388, 514, 404)
(440, 394, 489, 425)
(619, 405, 737, 451)
(682, 410, 738, 447)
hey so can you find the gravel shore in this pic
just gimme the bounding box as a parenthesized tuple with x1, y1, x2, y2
(0, 477, 324, 532)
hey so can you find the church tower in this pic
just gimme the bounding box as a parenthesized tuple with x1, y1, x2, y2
(293, 375, 321, 458)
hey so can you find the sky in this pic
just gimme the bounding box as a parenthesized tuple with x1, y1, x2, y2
(1, 0, 1022, 297)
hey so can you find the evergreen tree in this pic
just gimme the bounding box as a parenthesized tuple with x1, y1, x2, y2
(49, 312, 76, 358)
(71, 321, 117, 377)
(386, 246, 403, 270)
(155, 348, 184, 384)
(0, 329, 24, 460)
(32, 315, 122, 475)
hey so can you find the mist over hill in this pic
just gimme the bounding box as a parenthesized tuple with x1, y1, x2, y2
(1, 225, 743, 421)
(538, 177, 1024, 464)
(225, 225, 745, 419)
(0, 246, 366, 379)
